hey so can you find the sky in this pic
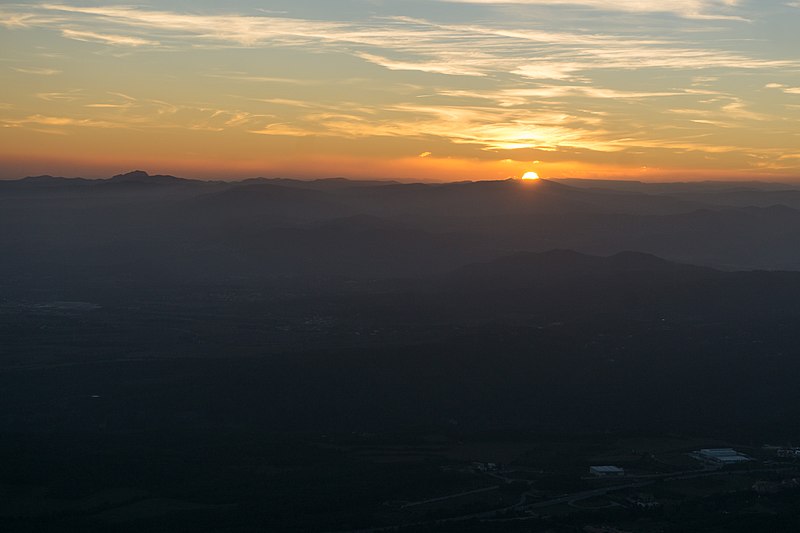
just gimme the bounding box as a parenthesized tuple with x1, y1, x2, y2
(1, 0, 799, 181)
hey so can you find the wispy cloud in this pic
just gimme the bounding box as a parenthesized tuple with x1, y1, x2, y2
(11, 66, 61, 75)
(1, 114, 123, 129)
(1, 2, 797, 175)
(203, 72, 316, 85)
(766, 83, 800, 95)
(439, 0, 746, 21)
(61, 29, 158, 46)
(355, 52, 490, 77)
(37, 91, 84, 101)
(249, 123, 317, 137)
(0, 12, 40, 28)
(239, 102, 622, 153)
(4, 91, 275, 134)
(438, 86, 687, 107)
(1, 3, 787, 82)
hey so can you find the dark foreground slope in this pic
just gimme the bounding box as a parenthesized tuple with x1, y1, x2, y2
(5, 173, 800, 531)
(4, 250, 800, 531)
(3, 250, 800, 437)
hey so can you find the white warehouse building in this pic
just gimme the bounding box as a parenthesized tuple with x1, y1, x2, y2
(590, 465, 625, 477)
(698, 448, 751, 465)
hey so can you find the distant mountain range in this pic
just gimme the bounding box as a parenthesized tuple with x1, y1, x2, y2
(4, 170, 800, 285)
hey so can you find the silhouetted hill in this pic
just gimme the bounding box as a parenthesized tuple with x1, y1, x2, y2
(108, 170, 190, 186)
(0, 175, 95, 193)
(6, 171, 800, 280)
(0, 172, 707, 214)
(240, 176, 401, 190)
(449, 249, 711, 286)
(306, 213, 409, 231)
(184, 182, 352, 223)
(554, 178, 800, 193)
(429, 205, 800, 271)
(676, 189, 800, 209)
(21, 175, 93, 185)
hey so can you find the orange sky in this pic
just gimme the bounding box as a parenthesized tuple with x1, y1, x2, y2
(1, 1, 799, 181)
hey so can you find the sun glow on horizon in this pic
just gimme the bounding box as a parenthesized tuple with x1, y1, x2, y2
(522, 171, 540, 181)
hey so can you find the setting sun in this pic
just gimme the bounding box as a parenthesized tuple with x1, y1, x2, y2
(522, 172, 540, 181)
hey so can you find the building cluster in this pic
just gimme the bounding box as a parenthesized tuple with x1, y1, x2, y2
(694, 448, 752, 466)
(625, 493, 660, 509)
(776, 447, 800, 459)
(471, 461, 499, 473)
(753, 478, 800, 495)
(583, 526, 632, 533)
(589, 465, 625, 477)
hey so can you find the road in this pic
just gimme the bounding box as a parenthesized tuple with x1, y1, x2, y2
(523, 481, 652, 510)
(400, 485, 500, 509)
(335, 464, 800, 533)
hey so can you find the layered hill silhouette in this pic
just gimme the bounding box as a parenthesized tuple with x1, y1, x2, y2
(5, 242, 800, 439)
(7, 171, 800, 533)
(4, 170, 800, 284)
(6, 181, 800, 497)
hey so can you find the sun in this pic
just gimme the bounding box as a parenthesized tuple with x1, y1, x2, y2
(521, 171, 540, 180)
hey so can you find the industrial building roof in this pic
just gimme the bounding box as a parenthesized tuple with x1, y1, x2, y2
(590, 466, 625, 473)
(697, 448, 751, 463)
(700, 448, 738, 456)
